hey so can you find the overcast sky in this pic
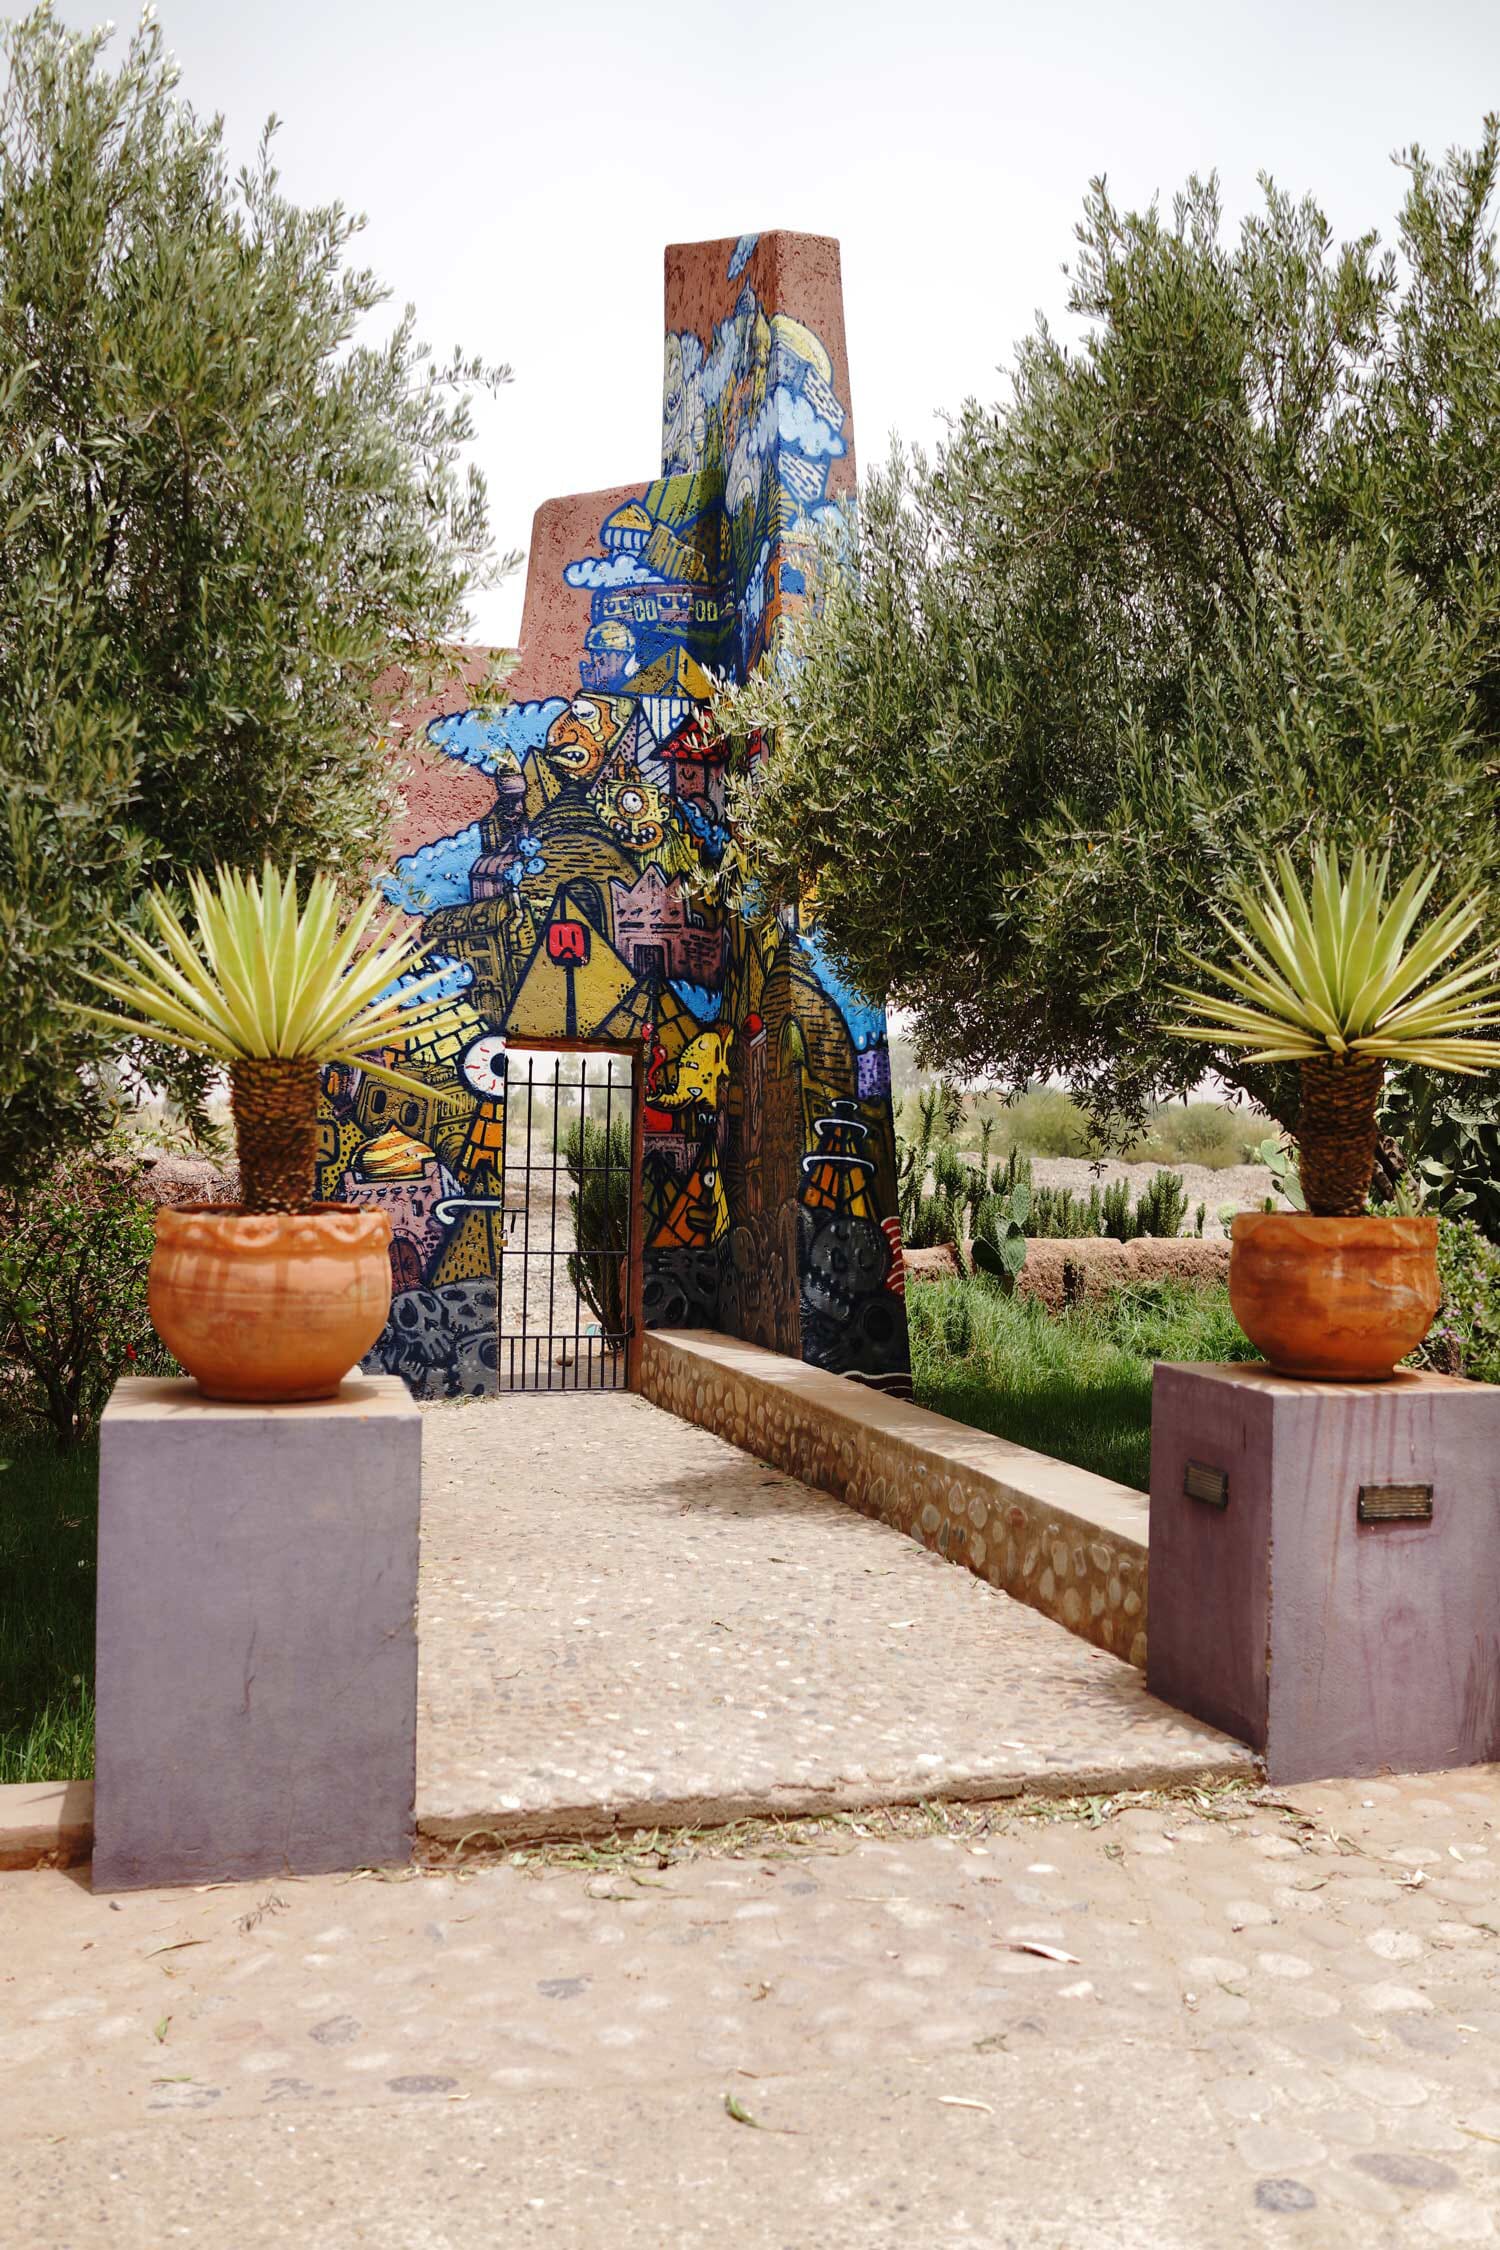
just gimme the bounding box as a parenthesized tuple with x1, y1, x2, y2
(56, 0, 1500, 645)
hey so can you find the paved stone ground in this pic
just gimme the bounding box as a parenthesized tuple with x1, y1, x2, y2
(415, 1393, 1248, 1837)
(5, 1772, 1500, 2245)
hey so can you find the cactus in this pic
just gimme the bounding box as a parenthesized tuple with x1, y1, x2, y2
(1100, 1178, 1135, 1241)
(971, 1177, 1031, 1293)
(1031, 1182, 1102, 1238)
(898, 1085, 973, 1248)
(1255, 1133, 1307, 1212)
(993, 1146, 1033, 1199)
(1136, 1168, 1189, 1238)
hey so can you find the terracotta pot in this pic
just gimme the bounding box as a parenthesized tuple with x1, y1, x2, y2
(1229, 1212, 1439, 1381)
(149, 1204, 393, 1404)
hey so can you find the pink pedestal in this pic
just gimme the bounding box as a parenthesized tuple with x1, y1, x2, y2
(1148, 1363, 1500, 1784)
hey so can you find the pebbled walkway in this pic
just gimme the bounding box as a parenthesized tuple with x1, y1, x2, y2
(5, 1772, 1500, 2245)
(414, 1391, 1249, 1838)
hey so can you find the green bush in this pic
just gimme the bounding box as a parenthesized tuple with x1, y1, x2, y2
(1381, 1075, 1500, 1242)
(563, 1117, 632, 1342)
(0, 1142, 167, 1447)
(1126, 1103, 1266, 1170)
(970, 1087, 1094, 1158)
(1411, 1215, 1500, 1383)
(0, 1435, 98, 1782)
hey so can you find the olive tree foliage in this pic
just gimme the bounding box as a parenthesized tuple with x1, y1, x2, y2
(0, 7, 507, 1180)
(727, 129, 1500, 1135)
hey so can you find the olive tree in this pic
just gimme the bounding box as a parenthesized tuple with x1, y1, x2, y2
(730, 129, 1500, 1138)
(0, 6, 507, 1177)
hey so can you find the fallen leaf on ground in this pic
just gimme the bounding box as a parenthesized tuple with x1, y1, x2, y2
(938, 2096, 994, 2114)
(1006, 1942, 1081, 1964)
(723, 2091, 799, 2134)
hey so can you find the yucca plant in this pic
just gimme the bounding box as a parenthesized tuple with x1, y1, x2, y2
(1167, 848, 1500, 1215)
(79, 862, 465, 1213)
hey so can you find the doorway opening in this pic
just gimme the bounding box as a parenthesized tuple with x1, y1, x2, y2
(498, 1047, 637, 1393)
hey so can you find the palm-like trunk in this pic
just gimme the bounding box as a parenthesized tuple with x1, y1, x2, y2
(1297, 1056, 1383, 1217)
(230, 1059, 321, 1213)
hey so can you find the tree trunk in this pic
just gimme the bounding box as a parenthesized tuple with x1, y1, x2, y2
(230, 1059, 321, 1213)
(1221, 1059, 1301, 1136)
(1297, 1056, 1384, 1217)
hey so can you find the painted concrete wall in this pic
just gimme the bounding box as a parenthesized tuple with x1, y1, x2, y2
(319, 232, 908, 1400)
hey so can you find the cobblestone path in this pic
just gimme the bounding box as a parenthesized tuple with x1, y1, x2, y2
(5, 1774, 1500, 2243)
(414, 1391, 1248, 1836)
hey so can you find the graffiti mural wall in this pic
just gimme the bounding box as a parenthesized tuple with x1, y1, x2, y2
(322, 232, 909, 1398)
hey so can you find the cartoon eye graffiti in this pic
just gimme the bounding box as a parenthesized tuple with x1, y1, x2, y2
(596, 772, 667, 849)
(458, 1032, 508, 1098)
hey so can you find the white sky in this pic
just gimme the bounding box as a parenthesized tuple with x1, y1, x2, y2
(57, 0, 1500, 645)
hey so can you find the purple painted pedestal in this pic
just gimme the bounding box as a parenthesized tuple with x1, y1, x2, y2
(93, 1377, 421, 1891)
(1148, 1363, 1500, 1784)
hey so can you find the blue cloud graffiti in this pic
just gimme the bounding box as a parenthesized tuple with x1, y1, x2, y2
(428, 700, 566, 773)
(564, 554, 667, 592)
(772, 383, 845, 460)
(384, 823, 484, 916)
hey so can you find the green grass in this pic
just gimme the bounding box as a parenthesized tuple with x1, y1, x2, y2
(908, 1277, 1259, 1489)
(0, 1435, 97, 1783)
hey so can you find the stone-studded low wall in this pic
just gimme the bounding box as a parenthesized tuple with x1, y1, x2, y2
(641, 1329, 1149, 1666)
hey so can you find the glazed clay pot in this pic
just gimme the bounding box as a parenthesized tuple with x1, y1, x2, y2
(1229, 1212, 1440, 1381)
(149, 1204, 393, 1404)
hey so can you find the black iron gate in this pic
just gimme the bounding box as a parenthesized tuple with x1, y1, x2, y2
(498, 1049, 635, 1393)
